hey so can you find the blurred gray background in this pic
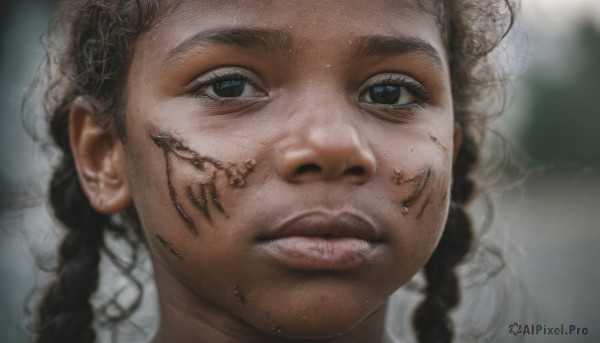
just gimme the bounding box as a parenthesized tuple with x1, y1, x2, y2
(1, 0, 599, 342)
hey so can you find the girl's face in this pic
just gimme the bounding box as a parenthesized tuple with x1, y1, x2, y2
(122, 0, 455, 340)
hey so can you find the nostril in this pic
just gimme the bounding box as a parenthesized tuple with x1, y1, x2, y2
(344, 166, 365, 176)
(296, 164, 322, 175)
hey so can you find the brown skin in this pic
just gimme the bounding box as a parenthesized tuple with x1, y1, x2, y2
(70, 1, 460, 342)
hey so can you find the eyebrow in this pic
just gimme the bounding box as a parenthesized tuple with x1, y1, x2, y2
(354, 35, 444, 69)
(164, 27, 293, 65)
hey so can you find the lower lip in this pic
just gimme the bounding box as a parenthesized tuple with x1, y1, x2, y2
(260, 236, 374, 271)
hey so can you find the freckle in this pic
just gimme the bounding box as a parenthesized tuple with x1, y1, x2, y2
(265, 312, 284, 334)
(234, 285, 246, 304)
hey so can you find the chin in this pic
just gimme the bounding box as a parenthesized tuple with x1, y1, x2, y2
(244, 293, 384, 340)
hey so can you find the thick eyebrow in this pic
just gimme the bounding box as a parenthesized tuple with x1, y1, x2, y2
(354, 35, 444, 70)
(163, 27, 293, 65)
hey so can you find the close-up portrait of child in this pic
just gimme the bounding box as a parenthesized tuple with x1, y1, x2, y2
(1, 0, 599, 342)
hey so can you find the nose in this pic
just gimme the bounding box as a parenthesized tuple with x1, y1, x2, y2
(276, 120, 376, 185)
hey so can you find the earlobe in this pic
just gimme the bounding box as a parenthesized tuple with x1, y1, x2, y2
(452, 121, 463, 162)
(69, 96, 132, 215)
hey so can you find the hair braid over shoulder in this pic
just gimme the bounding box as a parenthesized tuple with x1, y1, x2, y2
(411, 0, 516, 342)
(412, 133, 477, 343)
(34, 1, 166, 341)
(35, 110, 108, 342)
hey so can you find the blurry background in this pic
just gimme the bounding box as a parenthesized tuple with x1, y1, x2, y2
(1, 0, 599, 342)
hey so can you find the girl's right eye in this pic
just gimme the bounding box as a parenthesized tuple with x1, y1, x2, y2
(190, 68, 266, 101)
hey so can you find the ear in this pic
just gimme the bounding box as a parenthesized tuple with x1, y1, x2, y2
(452, 121, 463, 163)
(69, 96, 132, 215)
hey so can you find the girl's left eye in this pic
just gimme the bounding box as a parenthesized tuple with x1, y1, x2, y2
(363, 84, 411, 105)
(359, 75, 429, 107)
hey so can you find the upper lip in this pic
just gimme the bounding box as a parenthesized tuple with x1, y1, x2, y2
(258, 210, 386, 242)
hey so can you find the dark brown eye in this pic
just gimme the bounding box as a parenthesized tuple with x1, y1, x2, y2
(359, 74, 427, 107)
(361, 83, 417, 106)
(192, 68, 266, 100)
(368, 85, 401, 104)
(212, 79, 246, 98)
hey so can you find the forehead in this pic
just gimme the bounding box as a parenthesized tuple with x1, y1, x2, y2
(171, 0, 431, 25)
(138, 0, 445, 61)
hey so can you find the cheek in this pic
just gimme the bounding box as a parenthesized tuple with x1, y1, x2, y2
(399, 167, 451, 268)
(382, 133, 453, 273)
(124, 129, 258, 263)
(124, 131, 261, 315)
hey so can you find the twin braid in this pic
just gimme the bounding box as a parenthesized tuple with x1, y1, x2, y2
(35, 109, 108, 343)
(33, 2, 165, 342)
(412, 132, 477, 343)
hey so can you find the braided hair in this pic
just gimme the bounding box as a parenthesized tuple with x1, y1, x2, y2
(34, 1, 165, 342)
(33, 1, 517, 342)
(412, 1, 517, 342)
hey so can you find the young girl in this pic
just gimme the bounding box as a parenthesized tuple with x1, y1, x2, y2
(33, 0, 517, 342)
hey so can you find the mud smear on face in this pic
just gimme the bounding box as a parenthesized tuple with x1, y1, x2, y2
(429, 132, 449, 151)
(151, 131, 257, 235)
(416, 193, 431, 220)
(391, 167, 432, 216)
(155, 234, 183, 260)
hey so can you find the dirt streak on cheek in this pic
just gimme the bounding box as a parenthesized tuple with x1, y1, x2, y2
(391, 166, 432, 214)
(391, 132, 452, 217)
(149, 131, 257, 235)
(391, 163, 452, 220)
(155, 234, 183, 260)
(416, 166, 452, 221)
(416, 194, 432, 220)
(429, 132, 449, 151)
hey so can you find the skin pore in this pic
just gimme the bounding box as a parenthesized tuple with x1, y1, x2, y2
(75, 0, 459, 342)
